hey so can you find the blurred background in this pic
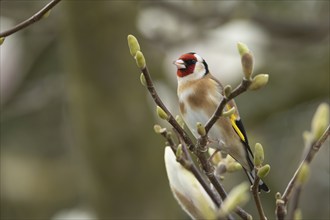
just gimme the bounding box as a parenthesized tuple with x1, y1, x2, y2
(1, 1, 329, 219)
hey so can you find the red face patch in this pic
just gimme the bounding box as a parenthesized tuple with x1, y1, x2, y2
(177, 53, 197, 77)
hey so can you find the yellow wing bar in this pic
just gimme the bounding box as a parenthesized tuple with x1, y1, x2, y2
(226, 104, 246, 143)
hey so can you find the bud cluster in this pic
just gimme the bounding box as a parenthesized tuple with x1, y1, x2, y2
(128, 34, 146, 69)
(253, 143, 271, 179)
(237, 42, 269, 91)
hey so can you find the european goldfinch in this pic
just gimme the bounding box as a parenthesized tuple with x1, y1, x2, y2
(174, 52, 269, 192)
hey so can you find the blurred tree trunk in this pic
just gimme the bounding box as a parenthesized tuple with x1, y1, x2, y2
(60, 2, 177, 218)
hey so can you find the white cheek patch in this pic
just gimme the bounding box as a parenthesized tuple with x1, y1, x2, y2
(193, 54, 207, 77)
(194, 62, 204, 73)
(194, 54, 204, 62)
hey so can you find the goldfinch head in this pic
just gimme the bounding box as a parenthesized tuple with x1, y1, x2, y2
(174, 53, 209, 81)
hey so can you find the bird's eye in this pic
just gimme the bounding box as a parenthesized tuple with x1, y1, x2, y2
(185, 59, 197, 65)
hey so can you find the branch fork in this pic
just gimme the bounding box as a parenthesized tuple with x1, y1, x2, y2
(127, 35, 330, 220)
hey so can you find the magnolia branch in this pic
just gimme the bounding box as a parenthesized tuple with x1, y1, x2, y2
(128, 36, 265, 220)
(140, 63, 251, 220)
(204, 79, 251, 133)
(142, 66, 194, 150)
(0, 0, 62, 38)
(251, 172, 267, 220)
(276, 125, 330, 220)
(283, 125, 329, 203)
(157, 127, 222, 207)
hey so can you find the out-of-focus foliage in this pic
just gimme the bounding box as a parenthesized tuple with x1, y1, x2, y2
(0, 1, 329, 219)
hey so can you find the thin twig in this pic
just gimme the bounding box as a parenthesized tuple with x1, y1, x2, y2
(276, 125, 330, 220)
(0, 0, 62, 38)
(251, 173, 267, 220)
(287, 186, 302, 220)
(204, 79, 251, 133)
(195, 78, 252, 198)
(197, 79, 251, 155)
(180, 143, 224, 209)
(282, 125, 329, 203)
(142, 67, 194, 149)
(159, 129, 177, 153)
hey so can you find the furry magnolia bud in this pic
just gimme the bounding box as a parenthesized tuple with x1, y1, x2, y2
(297, 163, 310, 185)
(254, 143, 264, 167)
(237, 42, 250, 56)
(156, 106, 169, 120)
(226, 161, 242, 172)
(153, 124, 166, 134)
(218, 182, 250, 218)
(294, 209, 302, 220)
(135, 51, 146, 69)
(257, 164, 271, 178)
(127, 34, 140, 57)
(42, 10, 51, 19)
(249, 74, 269, 91)
(175, 115, 185, 129)
(223, 106, 235, 117)
(224, 85, 232, 98)
(140, 73, 146, 86)
(311, 103, 329, 141)
(275, 192, 281, 200)
(241, 52, 254, 80)
(196, 122, 206, 136)
(176, 144, 183, 160)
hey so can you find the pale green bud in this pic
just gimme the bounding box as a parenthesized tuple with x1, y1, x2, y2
(153, 124, 166, 134)
(275, 192, 281, 200)
(216, 162, 227, 175)
(257, 164, 270, 178)
(166, 131, 172, 139)
(0, 37, 5, 45)
(247, 214, 253, 220)
(156, 106, 169, 120)
(276, 198, 284, 206)
(302, 131, 312, 144)
(293, 209, 302, 220)
(254, 143, 264, 167)
(241, 52, 254, 80)
(297, 163, 310, 185)
(222, 106, 235, 117)
(135, 51, 146, 69)
(224, 85, 232, 98)
(176, 144, 183, 159)
(209, 148, 222, 164)
(237, 42, 250, 56)
(42, 10, 51, 19)
(224, 155, 242, 172)
(140, 73, 146, 86)
(175, 115, 185, 129)
(226, 162, 242, 172)
(218, 182, 250, 218)
(196, 122, 206, 136)
(311, 103, 329, 141)
(249, 74, 269, 91)
(127, 34, 140, 57)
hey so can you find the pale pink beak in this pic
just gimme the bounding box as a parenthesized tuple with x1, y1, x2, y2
(173, 59, 186, 69)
